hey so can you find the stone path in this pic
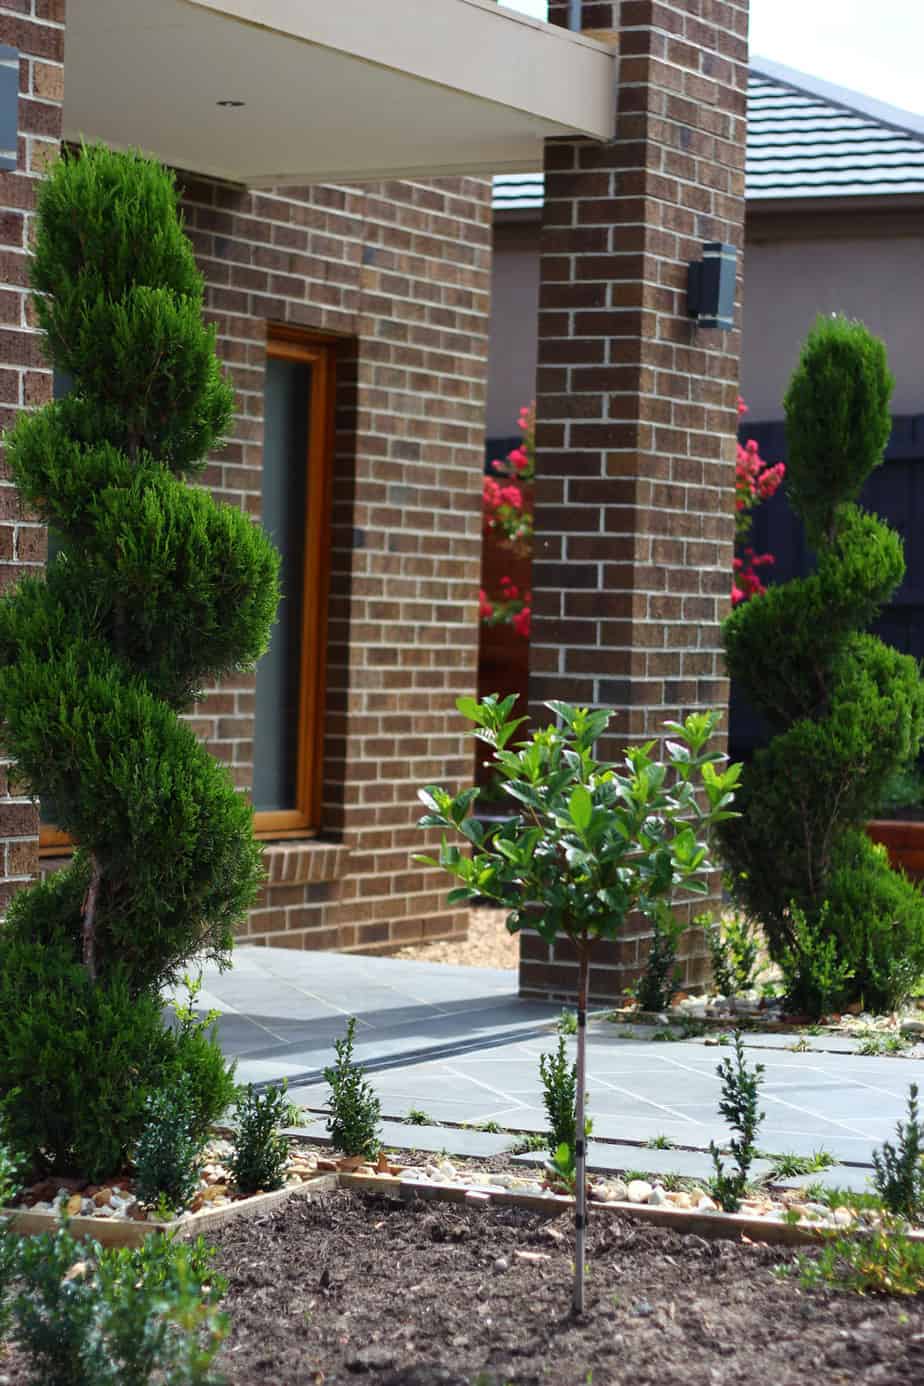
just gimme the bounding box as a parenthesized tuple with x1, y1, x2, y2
(186, 947, 923, 1185)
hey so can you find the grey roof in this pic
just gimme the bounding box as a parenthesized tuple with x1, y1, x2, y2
(492, 58, 924, 211)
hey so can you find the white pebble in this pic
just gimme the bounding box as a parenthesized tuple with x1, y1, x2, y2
(627, 1180, 653, 1204)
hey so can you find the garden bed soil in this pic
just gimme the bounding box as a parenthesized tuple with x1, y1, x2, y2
(206, 1189, 924, 1385)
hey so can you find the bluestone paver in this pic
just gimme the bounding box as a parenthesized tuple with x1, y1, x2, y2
(191, 947, 920, 1171)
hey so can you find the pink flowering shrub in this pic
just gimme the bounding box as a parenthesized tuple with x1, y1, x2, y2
(482, 398, 778, 627)
(480, 404, 535, 636)
(733, 398, 785, 605)
(480, 575, 531, 637)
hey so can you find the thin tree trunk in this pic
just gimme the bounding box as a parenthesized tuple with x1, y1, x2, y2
(573, 940, 589, 1315)
(81, 854, 102, 982)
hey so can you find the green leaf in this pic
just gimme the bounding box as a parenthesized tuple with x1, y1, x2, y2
(569, 784, 593, 832)
(456, 695, 487, 725)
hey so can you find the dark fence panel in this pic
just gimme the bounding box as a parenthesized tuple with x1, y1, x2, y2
(731, 415, 924, 761)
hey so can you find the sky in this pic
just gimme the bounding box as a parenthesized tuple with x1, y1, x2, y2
(501, 0, 924, 118)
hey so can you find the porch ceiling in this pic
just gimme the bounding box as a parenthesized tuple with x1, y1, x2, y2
(63, 0, 616, 187)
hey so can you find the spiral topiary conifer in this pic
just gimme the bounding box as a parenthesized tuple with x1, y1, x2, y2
(0, 146, 280, 1177)
(718, 315, 924, 1014)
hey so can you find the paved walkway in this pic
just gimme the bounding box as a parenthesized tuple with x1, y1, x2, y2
(186, 947, 923, 1181)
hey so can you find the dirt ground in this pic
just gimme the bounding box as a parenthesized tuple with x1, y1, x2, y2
(209, 1188, 924, 1385)
(393, 909, 518, 970)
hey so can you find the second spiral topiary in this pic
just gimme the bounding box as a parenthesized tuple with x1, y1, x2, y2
(0, 145, 280, 1177)
(718, 315, 924, 1014)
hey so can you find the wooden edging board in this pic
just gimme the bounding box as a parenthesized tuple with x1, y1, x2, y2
(338, 1172, 924, 1251)
(2, 1174, 340, 1248)
(7, 1167, 924, 1253)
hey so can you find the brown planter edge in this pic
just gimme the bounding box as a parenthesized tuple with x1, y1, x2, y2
(2, 1173, 340, 1248)
(5, 1167, 919, 1253)
(337, 1172, 923, 1251)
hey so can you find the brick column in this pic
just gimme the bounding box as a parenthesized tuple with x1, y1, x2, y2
(520, 0, 749, 1002)
(0, 1, 64, 914)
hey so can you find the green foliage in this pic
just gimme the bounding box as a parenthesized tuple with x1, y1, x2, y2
(631, 902, 684, 1012)
(9, 1224, 227, 1385)
(0, 143, 279, 1178)
(764, 1148, 836, 1180)
(30, 144, 234, 474)
(777, 901, 855, 1016)
(511, 1132, 547, 1155)
(719, 317, 924, 1016)
(857, 1030, 910, 1057)
(703, 913, 760, 997)
(418, 696, 740, 947)
(646, 1134, 674, 1150)
(0, 1144, 20, 1341)
(0, 936, 174, 1180)
(323, 1019, 382, 1161)
(539, 1036, 591, 1160)
(783, 314, 893, 548)
(872, 1083, 924, 1222)
(229, 1084, 291, 1196)
(557, 1008, 578, 1035)
(796, 1217, 924, 1295)
(134, 1079, 204, 1214)
(546, 1141, 577, 1190)
(0, 939, 234, 1180)
(406, 1108, 432, 1126)
(708, 1032, 765, 1212)
(877, 762, 924, 815)
(166, 976, 238, 1144)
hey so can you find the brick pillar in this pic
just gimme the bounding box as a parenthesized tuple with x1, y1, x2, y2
(520, 0, 749, 1002)
(0, 1, 65, 913)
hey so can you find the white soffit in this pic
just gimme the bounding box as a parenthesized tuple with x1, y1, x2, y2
(63, 0, 616, 187)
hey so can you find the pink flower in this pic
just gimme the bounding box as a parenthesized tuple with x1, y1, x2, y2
(499, 485, 523, 509)
(512, 606, 531, 638)
(478, 589, 494, 619)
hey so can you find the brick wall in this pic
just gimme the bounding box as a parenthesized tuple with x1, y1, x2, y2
(0, 0, 64, 914)
(176, 175, 492, 951)
(29, 170, 491, 953)
(520, 0, 750, 1003)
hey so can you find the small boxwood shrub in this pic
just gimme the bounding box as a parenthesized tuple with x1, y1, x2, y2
(323, 1018, 382, 1161)
(229, 1084, 291, 1196)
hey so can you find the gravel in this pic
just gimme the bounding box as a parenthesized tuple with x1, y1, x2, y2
(393, 908, 518, 969)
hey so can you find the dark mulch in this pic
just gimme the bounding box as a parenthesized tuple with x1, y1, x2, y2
(210, 1189, 924, 1385)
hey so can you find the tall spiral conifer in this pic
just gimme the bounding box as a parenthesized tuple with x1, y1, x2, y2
(718, 315, 924, 1014)
(0, 146, 280, 1177)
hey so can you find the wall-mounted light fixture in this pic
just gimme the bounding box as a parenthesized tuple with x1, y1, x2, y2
(0, 46, 18, 172)
(687, 241, 737, 330)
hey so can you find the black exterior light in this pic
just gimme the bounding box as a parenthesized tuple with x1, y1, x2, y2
(0, 46, 18, 172)
(687, 241, 737, 330)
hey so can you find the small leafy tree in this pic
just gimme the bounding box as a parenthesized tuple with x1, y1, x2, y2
(0, 145, 279, 1174)
(418, 695, 741, 1312)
